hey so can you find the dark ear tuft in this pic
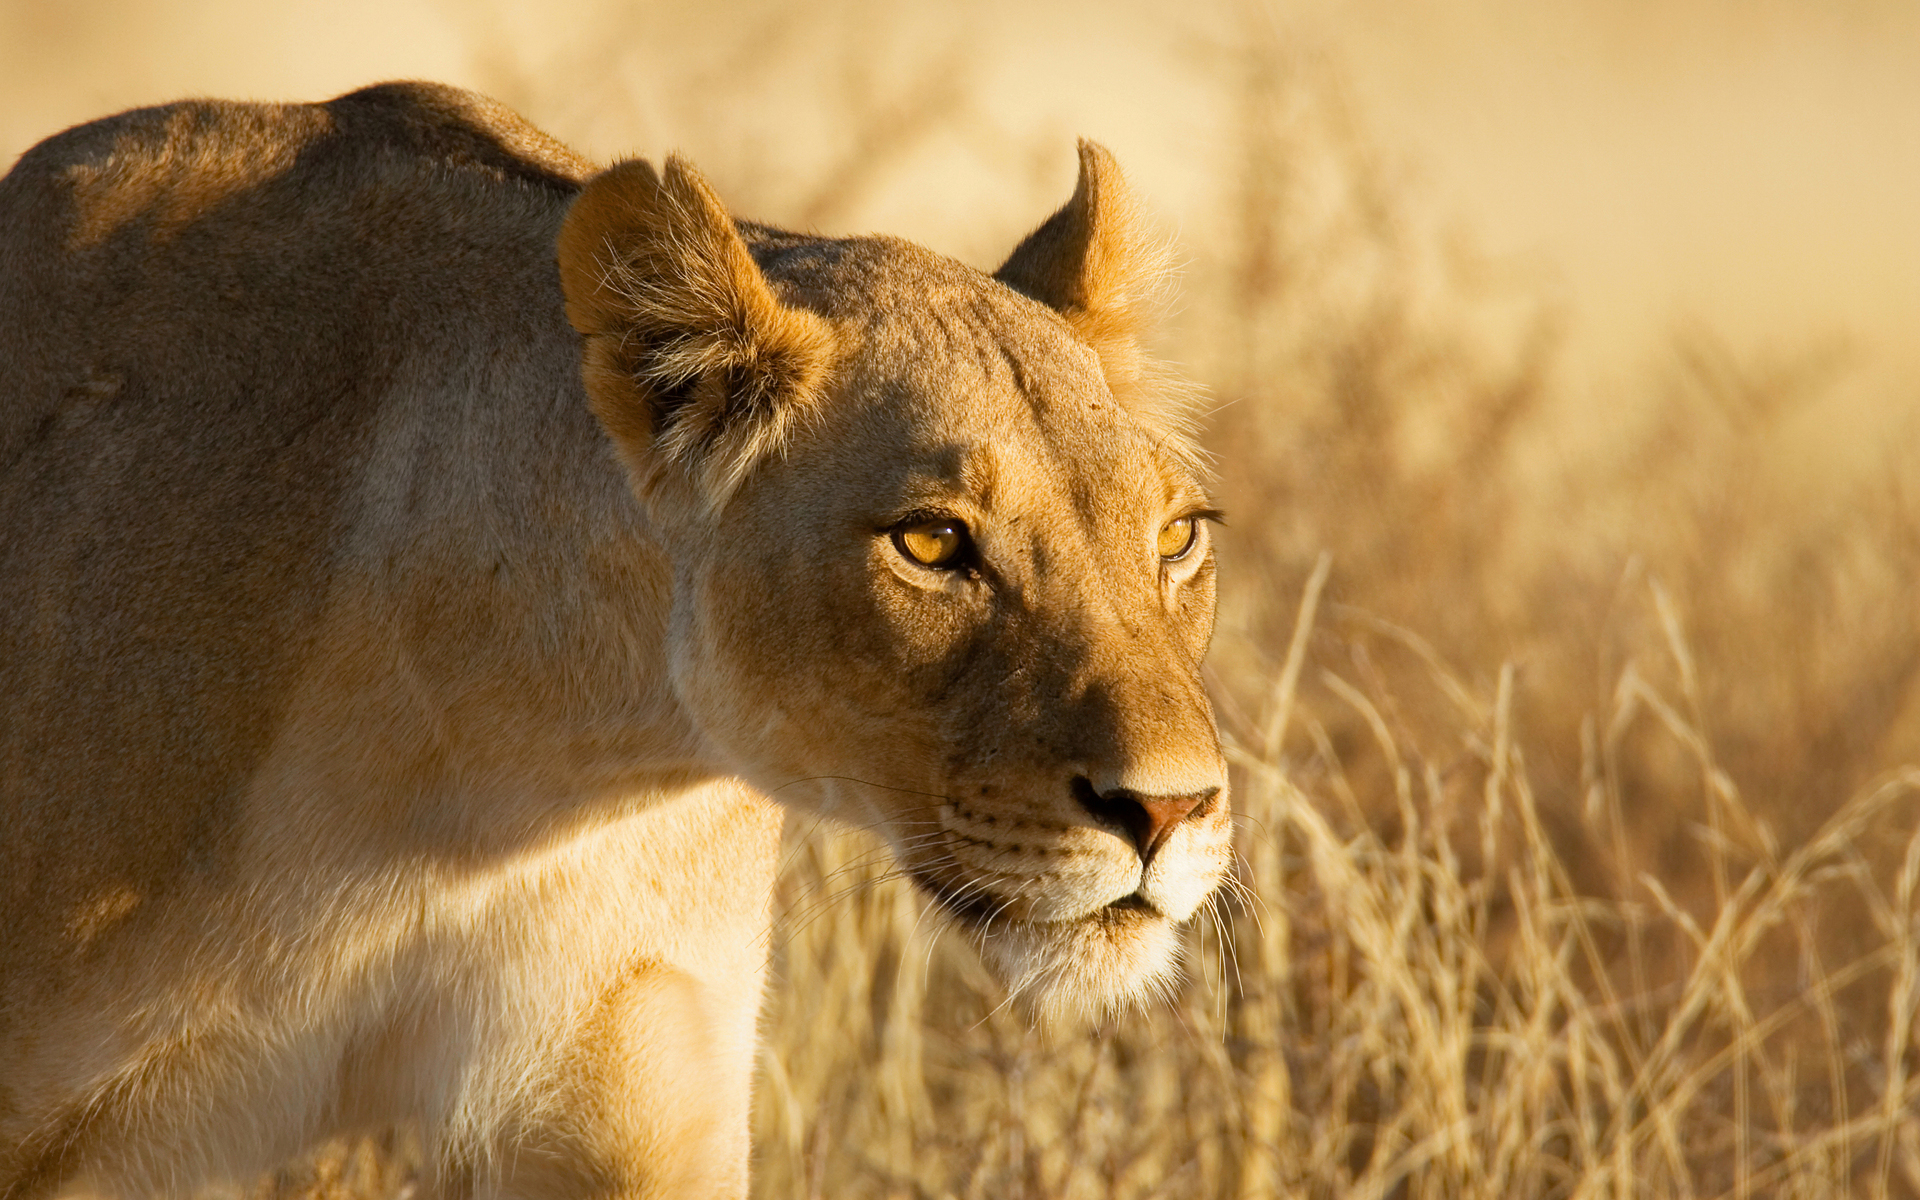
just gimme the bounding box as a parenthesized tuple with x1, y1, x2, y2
(557, 156, 838, 506)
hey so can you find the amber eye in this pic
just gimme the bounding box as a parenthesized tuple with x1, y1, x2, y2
(894, 519, 969, 569)
(1157, 515, 1198, 560)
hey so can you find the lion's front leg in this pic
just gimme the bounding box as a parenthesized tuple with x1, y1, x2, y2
(465, 959, 757, 1200)
(444, 785, 782, 1200)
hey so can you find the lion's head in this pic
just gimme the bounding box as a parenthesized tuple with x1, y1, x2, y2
(557, 144, 1228, 1021)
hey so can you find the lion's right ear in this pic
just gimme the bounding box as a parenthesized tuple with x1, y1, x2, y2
(994, 141, 1171, 400)
(557, 156, 838, 508)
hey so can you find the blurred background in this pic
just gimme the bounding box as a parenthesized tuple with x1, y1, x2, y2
(8, 1, 1918, 1196)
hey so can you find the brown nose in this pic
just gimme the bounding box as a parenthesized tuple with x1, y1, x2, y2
(1073, 778, 1219, 866)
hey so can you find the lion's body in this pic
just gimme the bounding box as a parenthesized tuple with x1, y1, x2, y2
(0, 84, 1228, 1199)
(1, 84, 776, 1199)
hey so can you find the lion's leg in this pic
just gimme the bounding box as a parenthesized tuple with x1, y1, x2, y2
(450, 784, 780, 1200)
(465, 959, 759, 1200)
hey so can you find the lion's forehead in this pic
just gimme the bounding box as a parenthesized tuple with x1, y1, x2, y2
(976, 425, 1183, 535)
(826, 374, 1186, 546)
(767, 234, 1204, 549)
(762, 234, 1101, 383)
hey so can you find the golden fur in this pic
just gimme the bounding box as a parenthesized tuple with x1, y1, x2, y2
(0, 82, 1228, 1199)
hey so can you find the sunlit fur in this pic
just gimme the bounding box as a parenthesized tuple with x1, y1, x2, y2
(0, 83, 1227, 1199)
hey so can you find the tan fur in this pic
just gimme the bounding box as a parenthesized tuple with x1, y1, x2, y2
(0, 83, 1228, 1199)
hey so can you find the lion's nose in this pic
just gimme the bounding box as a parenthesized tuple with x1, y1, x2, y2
(1072, 777, 1219, 867)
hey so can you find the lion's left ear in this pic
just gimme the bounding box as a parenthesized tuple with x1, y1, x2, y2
(994, 140, 1171, 396)
(557, 155, 838, 509)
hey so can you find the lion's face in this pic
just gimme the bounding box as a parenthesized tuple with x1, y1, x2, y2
(558, 148, 1228, 1019)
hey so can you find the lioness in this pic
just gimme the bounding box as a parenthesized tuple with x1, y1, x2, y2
(0, 83, 1227, 1199)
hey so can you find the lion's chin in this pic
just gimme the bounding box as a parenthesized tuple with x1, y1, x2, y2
(970, 904, 1184, 1027)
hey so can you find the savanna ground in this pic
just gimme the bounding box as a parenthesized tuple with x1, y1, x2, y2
(15, 2, 1917, 1197)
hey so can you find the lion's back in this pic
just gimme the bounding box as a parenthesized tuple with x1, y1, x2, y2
(0, 84, 592, 1048)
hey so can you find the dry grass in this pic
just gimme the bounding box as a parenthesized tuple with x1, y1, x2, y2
(756, 601, 1920, 1198)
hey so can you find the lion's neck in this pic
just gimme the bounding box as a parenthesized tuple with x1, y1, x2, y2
(282, 307, 728, 864)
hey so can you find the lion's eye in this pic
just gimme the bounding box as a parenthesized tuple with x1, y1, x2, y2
(894, 519, 969, 569)
(1157, 516, 1198, 561)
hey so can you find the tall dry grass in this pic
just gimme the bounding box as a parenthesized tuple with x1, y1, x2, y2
(133, 4, 1920, 1197)
(755, 581, 1920, 1198)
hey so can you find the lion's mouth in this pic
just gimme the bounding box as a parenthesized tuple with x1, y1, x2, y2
(907, 867, 1004, 926)
(908, 868, 1162, 928)
(908, 867, 1187, 1022)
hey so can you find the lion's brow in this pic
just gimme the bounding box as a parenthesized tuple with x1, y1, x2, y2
(959, 445, 1001, 509)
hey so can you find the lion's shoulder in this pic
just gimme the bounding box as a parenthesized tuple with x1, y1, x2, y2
(0, 82, 594, 475)
(0, 86, 605, 970)
(4, 81, 590, 209)
(323, 81, 597, 185)
(0, 81, 592, 304)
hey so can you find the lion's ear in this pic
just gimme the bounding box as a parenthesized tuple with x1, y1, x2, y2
(557, 156, 837, 508)
(994, 140, 1170, 392)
